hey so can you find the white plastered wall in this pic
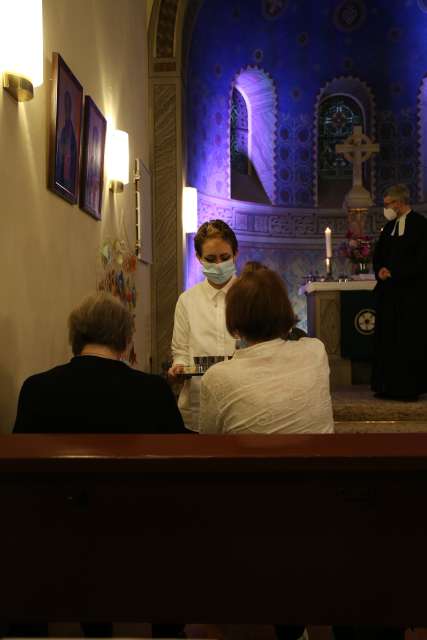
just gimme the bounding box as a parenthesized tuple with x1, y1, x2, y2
(0, 0, 152, 432)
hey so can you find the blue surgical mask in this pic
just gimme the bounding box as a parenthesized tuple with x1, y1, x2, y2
(201, 258, 236, 285)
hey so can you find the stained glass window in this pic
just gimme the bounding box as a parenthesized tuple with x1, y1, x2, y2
(318, 95, 363, 181)
(230, 87, 249, 175)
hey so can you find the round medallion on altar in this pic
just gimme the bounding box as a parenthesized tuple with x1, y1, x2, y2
(354, 308, 376, 335)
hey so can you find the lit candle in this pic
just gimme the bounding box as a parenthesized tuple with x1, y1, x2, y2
(324, 227, 332, 258)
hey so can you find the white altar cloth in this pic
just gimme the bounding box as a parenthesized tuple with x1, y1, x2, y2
(299, 279, 376, 296)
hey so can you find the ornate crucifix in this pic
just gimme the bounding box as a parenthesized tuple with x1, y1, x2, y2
(336, 125, 379, 190)
(335, 125, 380, 234)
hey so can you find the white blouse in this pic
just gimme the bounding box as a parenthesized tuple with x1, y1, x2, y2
(171, 277, 237, 430)
(199, 337, 334, 435)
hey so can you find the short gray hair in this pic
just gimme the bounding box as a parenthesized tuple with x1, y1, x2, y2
(68, 293, 134, 355)
(385, 184, 410, 204)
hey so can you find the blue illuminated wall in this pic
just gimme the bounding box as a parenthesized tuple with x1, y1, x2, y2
(187, 0, 427, 205)
(185, 0, 427, 326)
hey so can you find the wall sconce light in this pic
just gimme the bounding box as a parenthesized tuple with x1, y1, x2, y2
(183, 186, 198, 233)
(107, 129, 129, 193)
(0, 0, 44, 102)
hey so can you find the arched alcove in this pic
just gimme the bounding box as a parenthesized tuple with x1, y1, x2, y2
(314, 76, 376, 207)
(230, 66, 278, 204)
(317, 94, 364, 207)
(230, 87, 249, 176)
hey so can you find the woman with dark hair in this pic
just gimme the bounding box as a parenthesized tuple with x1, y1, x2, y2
(199, 266, 334, 435)
(168, 219, 239, 431)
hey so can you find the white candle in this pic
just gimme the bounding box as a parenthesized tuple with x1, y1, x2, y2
(325, 227, 332, 258)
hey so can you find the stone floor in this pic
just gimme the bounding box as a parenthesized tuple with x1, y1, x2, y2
(332, 385, 427, 432)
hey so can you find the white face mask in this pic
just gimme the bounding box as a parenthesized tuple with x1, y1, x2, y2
(201, 258, 236, 285)
(383, 207, 397, 221)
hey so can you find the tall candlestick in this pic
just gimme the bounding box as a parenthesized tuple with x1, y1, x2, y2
(325, 227, 332, 258)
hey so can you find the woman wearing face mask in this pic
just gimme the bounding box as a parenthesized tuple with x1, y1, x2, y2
(168, 219, 238, 430)
(372, 183, 427, 400)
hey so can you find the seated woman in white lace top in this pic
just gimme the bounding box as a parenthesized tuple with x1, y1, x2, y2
(199, 265, 334, 434)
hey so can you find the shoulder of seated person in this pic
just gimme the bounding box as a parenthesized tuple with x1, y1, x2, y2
(294, 336, 325, 352)
(129, 369, 166, 383)
(202, 358, 231, 380)
(23, 362, 71, 383)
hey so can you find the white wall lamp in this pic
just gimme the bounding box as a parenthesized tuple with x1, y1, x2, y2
(107, 129, 129, 193)
(0, 0, 44, 102)
(183, 186, 198, 234)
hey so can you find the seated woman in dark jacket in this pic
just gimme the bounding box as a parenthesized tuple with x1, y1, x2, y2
(13, 292, 187, 639)
(14, 292, 186, 435)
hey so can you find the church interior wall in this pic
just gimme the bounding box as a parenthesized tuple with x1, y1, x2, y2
(185, 192, 386, 330)
(187, 0, 426, 207)
(183, 0, 427, 325)
(0, 0, 150, 432)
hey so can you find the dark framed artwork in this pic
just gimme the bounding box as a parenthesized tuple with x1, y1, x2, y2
(48, 52, 83, 204)
(80, 96, 107, 220)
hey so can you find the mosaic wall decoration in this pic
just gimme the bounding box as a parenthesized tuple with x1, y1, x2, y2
(333, 0, 367, 33)
(375, 107, 418, 201)
(97, 239, 138, 365)
(187, 0, 427, 208)
(184, 0, 427, 322)
(277, 113, 313, 207)
(262, 0, 288, 20)
(230, 87, 249, 175)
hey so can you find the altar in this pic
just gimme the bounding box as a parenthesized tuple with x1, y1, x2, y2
(300, 279, 376, 388)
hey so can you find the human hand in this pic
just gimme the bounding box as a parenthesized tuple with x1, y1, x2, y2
(168, 363, 186, 381)
(378, 267, 391, 280)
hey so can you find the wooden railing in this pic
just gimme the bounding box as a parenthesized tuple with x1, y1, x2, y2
(1, 433, 426, 625)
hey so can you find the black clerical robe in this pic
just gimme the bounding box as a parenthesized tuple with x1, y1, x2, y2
(372, 210, 427, 398)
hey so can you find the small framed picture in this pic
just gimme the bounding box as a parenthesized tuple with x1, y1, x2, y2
(48, 52, 83, 204)
(80, 96, 107, 220)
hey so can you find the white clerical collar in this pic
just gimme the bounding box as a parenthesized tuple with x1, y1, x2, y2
(391, 210, 411, 237)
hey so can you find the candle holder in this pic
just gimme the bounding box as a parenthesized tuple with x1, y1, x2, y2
(325, 257, 334, 280)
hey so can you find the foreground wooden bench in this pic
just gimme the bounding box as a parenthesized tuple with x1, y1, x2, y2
(0, 433, 426, 626)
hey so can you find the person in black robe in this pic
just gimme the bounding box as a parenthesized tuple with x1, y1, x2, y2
(372, 183, 427, 400)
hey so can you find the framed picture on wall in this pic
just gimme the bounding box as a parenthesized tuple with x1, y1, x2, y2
(79, 96, 107, 220)
(48, 52, 83, 204)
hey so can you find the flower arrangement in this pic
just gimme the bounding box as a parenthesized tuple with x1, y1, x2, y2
(338, 230, 373, 266)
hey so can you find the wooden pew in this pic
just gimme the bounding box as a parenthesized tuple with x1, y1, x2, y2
(0, 433, 426, 626)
